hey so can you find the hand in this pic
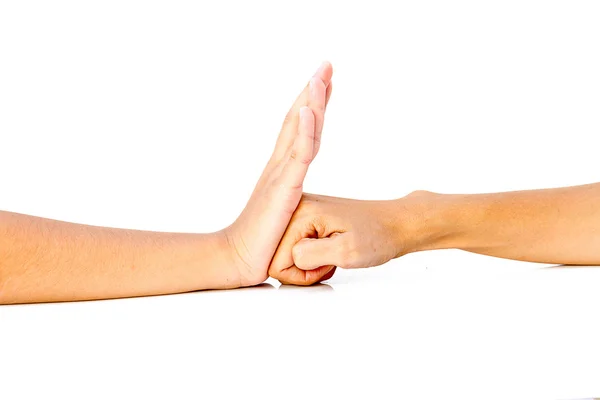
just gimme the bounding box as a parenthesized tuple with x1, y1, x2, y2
(223, 62, 333, 287)
(268, 192, 430, 285)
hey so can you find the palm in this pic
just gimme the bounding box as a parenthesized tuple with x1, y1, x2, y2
(225, 63, 333, 287)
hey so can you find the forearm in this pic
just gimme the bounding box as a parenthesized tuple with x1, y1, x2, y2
(0, 211, 238, 304)
(401, 183, 600, 265)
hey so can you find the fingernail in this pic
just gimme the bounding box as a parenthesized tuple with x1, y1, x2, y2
(299, 106, 312, 121)
(299, 106, 310, 117)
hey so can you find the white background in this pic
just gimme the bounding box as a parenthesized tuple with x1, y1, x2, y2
(1, 1, 599, 399)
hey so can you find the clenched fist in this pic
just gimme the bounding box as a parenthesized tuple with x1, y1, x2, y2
(268, 192, 434, 285)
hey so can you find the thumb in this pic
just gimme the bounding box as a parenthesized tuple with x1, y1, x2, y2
(292, 234, 347, 271)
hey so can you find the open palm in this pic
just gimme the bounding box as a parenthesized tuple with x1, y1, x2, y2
(224, 62, 333, 287)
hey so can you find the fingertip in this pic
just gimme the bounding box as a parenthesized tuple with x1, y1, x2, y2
(319, 266, 337, 282)
(299, 105, 310, 116)
(299, 106, 315, 126)
(291, 238, 309, 263)
(292, 238, 320, 270)
(309, 76, 327, 101)
(314, 61, 333, 86)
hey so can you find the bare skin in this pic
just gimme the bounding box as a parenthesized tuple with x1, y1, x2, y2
(0, 62, 333, 304)
(268, 184, 600, 285)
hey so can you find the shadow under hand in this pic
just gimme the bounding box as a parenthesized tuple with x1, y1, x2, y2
(237, 282, 276, 291)
(546, 264, 600, 269)
(277, 283, 334, 292)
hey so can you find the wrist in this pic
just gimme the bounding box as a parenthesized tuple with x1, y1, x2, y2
(195, 229, 243, 290)
(388, 190, 470, 256)
(220, 224, 264, 288)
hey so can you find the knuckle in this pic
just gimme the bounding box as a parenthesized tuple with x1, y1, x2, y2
(267, 265, 283, 279)
(337, 248, 350, 266)
(296, 194, 314, 211)
(337, 239, 357, 267)
(291, 246, 304, 264)
(312, 216, 328, 237)
(290, 150, 312, 165)
(348, 249, 361, 264)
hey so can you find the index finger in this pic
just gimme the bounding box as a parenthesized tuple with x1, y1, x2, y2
(272, 62, 333, 160)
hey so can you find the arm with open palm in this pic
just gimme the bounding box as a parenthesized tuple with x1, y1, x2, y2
(0, 62, 333, 304)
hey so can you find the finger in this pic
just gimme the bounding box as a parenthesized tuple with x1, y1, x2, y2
(294, 62, 333, 108)
(308, 76, 327, 158)
(317, 266, 337, 283)
(278, 106, 315, 189)
(292, 235, 347, 270)
(269, 234, 335, 286)
(272, 62, 333, 159)
(304, 265, 336, 285)
(298, 61, 333, 109)
(317, 61, 333, 87)
(325, 81, 333, 107)
(276, 264, 334, 286)
(270, 238, 335, 286)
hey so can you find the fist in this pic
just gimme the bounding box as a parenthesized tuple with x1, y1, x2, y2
(268, 193, 414, 285)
